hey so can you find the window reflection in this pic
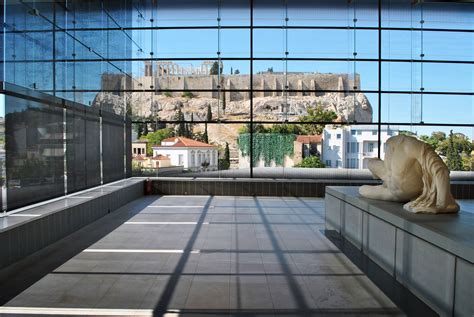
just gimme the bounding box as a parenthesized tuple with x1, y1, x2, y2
(1, 0, 472, 188)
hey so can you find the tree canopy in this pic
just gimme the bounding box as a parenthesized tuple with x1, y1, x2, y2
(419, 130, 473, 171)
(298, 106, 338, 135)
(140, 128, 174, 156)
(209, 61, 223, 75)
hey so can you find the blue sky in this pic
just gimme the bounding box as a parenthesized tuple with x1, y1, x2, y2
(128, 4, 473, 138)
(2, 2, 472, 138)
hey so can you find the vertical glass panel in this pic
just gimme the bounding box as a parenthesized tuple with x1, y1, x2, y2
(126, 117, 132, 178)
(5, 94, 64, 210)
(102, 111, 125, 183)
(85, 107, 101, 187)
(382, 62, 473, 93)
(66, 103, 87, 193)
(0, 94, 5, 212)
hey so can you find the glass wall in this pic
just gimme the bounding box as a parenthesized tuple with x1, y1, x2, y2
(1, 1, 133, 212)
(0, 83, 128, 212)
(2, 0, 473, 183)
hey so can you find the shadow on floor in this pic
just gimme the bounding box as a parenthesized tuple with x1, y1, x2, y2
(0, 196, 158, 305)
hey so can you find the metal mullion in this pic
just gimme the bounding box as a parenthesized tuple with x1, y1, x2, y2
(250, 0, 253, 178)
(377, 0, 382, 159)
(130, 120, 474, 128)
(9, 25, 472, 33)
(37, 89, 474, 96)
(7, 57, 473, 64)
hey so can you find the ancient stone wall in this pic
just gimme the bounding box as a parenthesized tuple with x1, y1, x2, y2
(116, 72, 360, 101)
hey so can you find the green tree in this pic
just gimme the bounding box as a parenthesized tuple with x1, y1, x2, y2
(187, 113, 195, 138)
(399, 130, 417, 137)
(269, 123, 302, 135)
(219, 142, 231, 170)
(294, 155, 325, 168)
(446, 130, 463, 171)
(432, 131, 446, 142)
(222, 94, 226, 114)
(143, 122, 149, 136)
(438, 132, 472, 157)
(224, 142, 230, 167)
(137, 123, 144, 139)
(267, 67, 273, 73)
(183, 123, 190, 138)
(141, 128, 174, 156)
(461, 153, 472, 171)
(298, 105, 337, 135)
(174, 109, 186, 136)
(234, 69, 240, 75)
(209, 61, 222, 75)
(420, 131, 446, 150)
(420, 135, 439, 150)
(207, 104, 213, 121)
(203, 123, 209, 143)
(238, 123, 268, 134)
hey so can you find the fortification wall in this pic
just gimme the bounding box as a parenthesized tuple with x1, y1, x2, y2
(126, 73, 360, 101)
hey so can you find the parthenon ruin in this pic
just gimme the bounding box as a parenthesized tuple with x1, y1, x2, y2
(144, 61, 221, 77)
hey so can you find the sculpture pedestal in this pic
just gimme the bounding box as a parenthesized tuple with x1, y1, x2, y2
(325, 186, 474, 317)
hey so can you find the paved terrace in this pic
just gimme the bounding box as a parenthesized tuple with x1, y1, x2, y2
(0, 196, 413, 316)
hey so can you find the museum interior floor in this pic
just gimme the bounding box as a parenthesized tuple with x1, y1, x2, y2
(0, 195, 442, 316)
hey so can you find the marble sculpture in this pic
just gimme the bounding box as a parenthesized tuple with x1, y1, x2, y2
(359, 134, 459, 213)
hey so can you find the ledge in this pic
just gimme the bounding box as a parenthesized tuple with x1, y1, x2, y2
(0, 178, 144, 270)
(325, 186, 474, 316)
(326, 186, 474, 263)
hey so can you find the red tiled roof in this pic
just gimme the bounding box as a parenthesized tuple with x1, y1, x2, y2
(151, 155, 170, 161)
(158, 137, 215, 148)
(296, 135, 323, 144)
(133, 155, 147, 161)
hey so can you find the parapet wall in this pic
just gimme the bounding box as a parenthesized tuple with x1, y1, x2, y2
(109, 73, 360, 101)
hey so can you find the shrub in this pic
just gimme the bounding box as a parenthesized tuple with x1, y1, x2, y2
(182, 91, 194, 99)
(294, 155, 325, 168)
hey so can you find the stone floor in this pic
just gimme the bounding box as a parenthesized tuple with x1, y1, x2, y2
(0, 196, 402, 316)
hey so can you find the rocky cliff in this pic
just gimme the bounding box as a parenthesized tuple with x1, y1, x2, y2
(92, 91, 372, 159)
(93, 91, 372, 123)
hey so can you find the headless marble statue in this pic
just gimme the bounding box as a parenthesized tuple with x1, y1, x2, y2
(359, 134, 459, 213)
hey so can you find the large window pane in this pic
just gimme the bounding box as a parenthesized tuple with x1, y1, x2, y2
(5, 94, 64, 210)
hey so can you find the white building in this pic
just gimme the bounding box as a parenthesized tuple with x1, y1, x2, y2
(322, 125, 398, 169)
(152, 137, 218, 171)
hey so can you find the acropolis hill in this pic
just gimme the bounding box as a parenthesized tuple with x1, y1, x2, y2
(96, 62, 372, 126)
(101, 61, 362, 102)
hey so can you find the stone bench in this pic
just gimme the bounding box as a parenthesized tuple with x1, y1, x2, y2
(0, 178, 144, 270)
(325, 186, 474, 317)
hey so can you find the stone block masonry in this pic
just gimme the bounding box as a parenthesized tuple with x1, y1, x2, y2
(127, 72, 360, 102)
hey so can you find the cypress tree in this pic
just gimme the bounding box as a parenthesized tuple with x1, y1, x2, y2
(446, 130, 463, 171)
(222, 94, 226, 114)
(203, 123, 209, 144)
(224, 142, 230, 168)
(175, 109, 186, 137)
(207, 104, 213, 122)
(137, 124, 143, 139)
